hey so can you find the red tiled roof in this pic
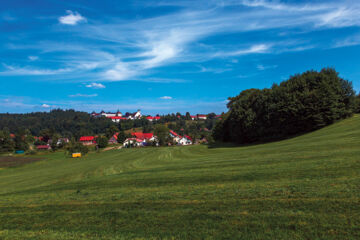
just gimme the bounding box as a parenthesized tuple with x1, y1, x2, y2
(37, 145, 50, 149)
(197, 114, 207, 117)
(108, 116, 127, 120)
(80, 136, 95, 141)
(111, 132, 119, 140)
(146, 116, 161, 120)
(184, 135, 192, 141)
(169, 130, 180, 138)
(131, 132, 153, 140)
(125, 138, 144, 143)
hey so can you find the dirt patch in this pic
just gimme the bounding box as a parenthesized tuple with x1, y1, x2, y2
(0, 156, 45, 168)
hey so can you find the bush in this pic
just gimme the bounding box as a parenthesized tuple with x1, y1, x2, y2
(96, 136, 108, 148)
(66, 141, 89, 156)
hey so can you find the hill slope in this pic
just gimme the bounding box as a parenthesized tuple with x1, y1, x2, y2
(0, 115, 359, 239)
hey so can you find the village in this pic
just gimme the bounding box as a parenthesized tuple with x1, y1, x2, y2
(79, 129, 193, 148)
(91, 110, 210, 122)
(4, 110, 219, 153)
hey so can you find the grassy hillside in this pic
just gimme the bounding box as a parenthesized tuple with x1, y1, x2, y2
(0, 115, 359, 239)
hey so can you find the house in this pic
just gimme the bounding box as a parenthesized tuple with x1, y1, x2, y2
(131, 132, 156, 141)
(169, 130, 192, 145)
(146, 116, 161, 121)
(36, 145, 51, 150)
(190, 115, 197, 120)
(108, 133, 119, 144)
(125, 110, 142, 120)
(179, 135, 192, 145)
(197, 114, 207, 120)
(79, 136, 95, 145)
(57, 138, 69, 145)
(169, 130, 181, 143)
(108, 116, 127, 123)
(123, 138, 144, 147)
(122, 132, 157, 147)
(34, 136, 44, 142)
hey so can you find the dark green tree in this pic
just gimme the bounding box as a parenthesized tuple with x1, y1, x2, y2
(117, 130, 127, 144)
(0, 131, 15, 153)
(154, 125, 170, 146)
(96, 136, 109, 148)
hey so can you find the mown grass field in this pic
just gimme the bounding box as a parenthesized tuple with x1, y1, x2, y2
(0, 115, 359, 239)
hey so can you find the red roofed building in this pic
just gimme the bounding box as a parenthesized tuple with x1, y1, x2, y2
(36, 145, 51, 150)
(146, 116, 161, 121)
(108, 132, 119, 144)
(79, 136, 95, 145)
(108, 116, 127, 123)
(197, 114, 207, 120)
(131, 132, 154, 140)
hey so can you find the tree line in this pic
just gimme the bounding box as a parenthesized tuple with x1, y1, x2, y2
(213, 68, 359, 144)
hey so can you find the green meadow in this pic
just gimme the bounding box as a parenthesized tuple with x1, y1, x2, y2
(0, 115, 359, 239)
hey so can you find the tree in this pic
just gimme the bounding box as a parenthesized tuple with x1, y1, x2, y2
(185, 112, 191, 120)
(154, 125, 170, 146)
(355, 93, 360, 113)
(117, 130, 127, 144)
(50, 133, 60, 152)
(14, 135, 29, 151)
(96, 136, 109, 148)
(106, 125, 119, 139)
(0, 131, 15, 153)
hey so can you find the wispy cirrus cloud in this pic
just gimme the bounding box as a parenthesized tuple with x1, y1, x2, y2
(0, 64, 72, 76)
(69, 93, 98, 98)
(2, 0, 360, 83)
(256, 64, 278, 71)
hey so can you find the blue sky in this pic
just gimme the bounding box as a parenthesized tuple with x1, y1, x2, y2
(1, 0, 360, 114)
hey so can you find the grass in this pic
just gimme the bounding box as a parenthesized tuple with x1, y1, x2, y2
(0, 115, 359, 239)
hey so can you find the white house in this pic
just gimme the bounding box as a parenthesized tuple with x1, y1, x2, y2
(179, 135, 192, 145)
(123, 138, 143, 147)
(169, 130, 181, 143)
(197, 114, 207, 120)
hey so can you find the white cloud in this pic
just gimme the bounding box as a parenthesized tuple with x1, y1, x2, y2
(28, 56, 38, 61)
(41, 104, 50, 108)
(334, 34, 360, 48)
(104, 61, 138, 81)
(69, 93, 98, 98)
(0, 65, 72, 76)
(159, 96, 173, 100)
(256, 64, 278, 71)
(86, 83, 105, 89)
(58, 10, 86, 25)
(215, 44, 271, 57)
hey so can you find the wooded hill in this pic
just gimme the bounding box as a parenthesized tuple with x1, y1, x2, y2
(214, 68, 359, 144)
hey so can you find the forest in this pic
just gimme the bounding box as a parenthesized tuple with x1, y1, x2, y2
(214, 68, 359, 144)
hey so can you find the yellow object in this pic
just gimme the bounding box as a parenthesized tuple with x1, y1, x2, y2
(72, 153, 81, 158)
